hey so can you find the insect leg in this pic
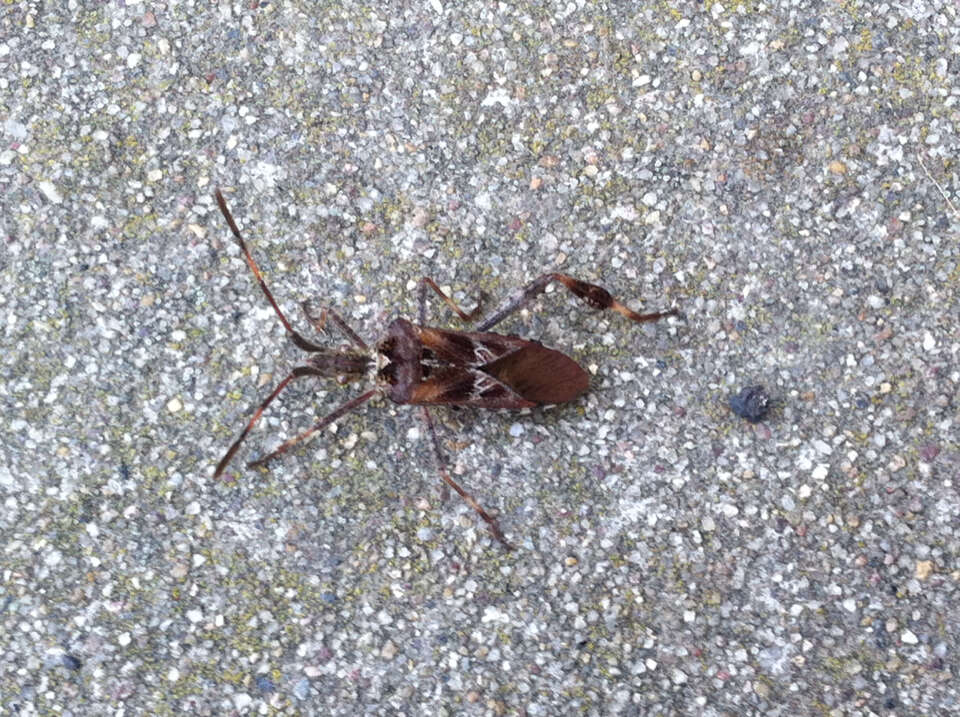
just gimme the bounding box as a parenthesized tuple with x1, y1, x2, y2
(417, 277, 485, 325)
(476, 272, 678, 332)
(214, 366, 326, 478)
(214, 189, 328, 353)
(420, 406, 513, 550)
(247, 388, 379, 469)
(301, 302, 369, 351)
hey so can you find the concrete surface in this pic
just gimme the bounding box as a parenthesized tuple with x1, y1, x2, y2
(1, 1, 957, 715)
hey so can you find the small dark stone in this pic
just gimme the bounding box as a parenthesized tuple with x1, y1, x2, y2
(255, 675, 275, 693)
(62, 654, 82, 671)
(729, 385, 771, 423)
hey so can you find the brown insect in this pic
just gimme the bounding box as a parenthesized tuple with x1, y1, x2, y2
(212, 189, 678, 549)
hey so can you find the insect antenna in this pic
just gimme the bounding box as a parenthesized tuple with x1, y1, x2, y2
(214, 189, 327, 353)
(247, 388, 379, 469)
(214, 366, 326, 478)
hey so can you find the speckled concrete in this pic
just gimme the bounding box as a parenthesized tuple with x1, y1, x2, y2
(1, 1, 958, 715)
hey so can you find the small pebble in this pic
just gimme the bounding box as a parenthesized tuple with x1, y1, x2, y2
(729, 385, 771, 423)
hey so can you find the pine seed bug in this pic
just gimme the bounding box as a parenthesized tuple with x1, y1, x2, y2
(212, 189, 678, 549)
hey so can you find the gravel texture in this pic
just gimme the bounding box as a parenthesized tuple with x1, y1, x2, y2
(2, 1, 958, 715)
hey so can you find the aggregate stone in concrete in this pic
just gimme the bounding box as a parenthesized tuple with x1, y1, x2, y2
(1, 1, 957, 715)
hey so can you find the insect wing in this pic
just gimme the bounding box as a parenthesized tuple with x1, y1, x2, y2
(481, 342, 589, 404)
(415, 327, 589, 406)
(409, 367, 536, 409)
(416, 326, 527, 366)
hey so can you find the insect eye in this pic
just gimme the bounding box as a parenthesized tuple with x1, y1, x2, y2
(378, 337, 396, 356)
(378, 363, 397, 384)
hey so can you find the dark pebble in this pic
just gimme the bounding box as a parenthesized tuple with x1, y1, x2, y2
(729, 385, 771, 423)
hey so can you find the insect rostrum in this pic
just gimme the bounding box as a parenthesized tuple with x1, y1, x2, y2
(212, 189, 677, 549)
